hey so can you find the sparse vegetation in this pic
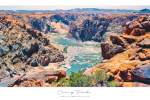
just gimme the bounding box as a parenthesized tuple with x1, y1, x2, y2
(106, 81, 119, 87)
(67, 70, 93, 87)
(93, 70, 109, 85)
(51, 80, 58, 86)
(59, 78, 70, 87)
(57, 70, 119, 87)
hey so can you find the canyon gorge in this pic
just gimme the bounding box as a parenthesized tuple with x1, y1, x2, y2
(1, 9, 150, 87)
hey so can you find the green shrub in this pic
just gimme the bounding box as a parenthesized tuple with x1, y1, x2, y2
(68, 70, 93, 87)
(51, 80, 57, 86)
(59, 78, 70, 87)
(52, 70, 119, 87)
(93, 70, 110, 86)
(106, 81, 119, 87)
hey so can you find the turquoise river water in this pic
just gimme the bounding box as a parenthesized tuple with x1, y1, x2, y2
(54, 37, 103, 77)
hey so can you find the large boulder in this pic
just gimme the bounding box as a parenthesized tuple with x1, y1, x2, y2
(44, 70, 66, 79)
(130, 28, 145, 36)
(132, 64, 150, 83)
(47, 76, 58, 83)
(101, 42, 124, 59)
(0, 76, 22, 87)
(141, 21, 150, 31)
(41, 56, 50, 66)
(139, 15, 147, 23)
(122, 35, 136, 44)
(139, 39, 150, 48)
(22, 70, 50, 81)
(110, 34, 128, 48)
(125, 21, 143, 35)
(119, 63, 138, 81)
(22, 69, 66, 82)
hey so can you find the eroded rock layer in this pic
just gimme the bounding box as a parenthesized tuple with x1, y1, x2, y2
(85, 15, 150, 86)
(68, 14, 150, 42)
(0, 15, 64, 82)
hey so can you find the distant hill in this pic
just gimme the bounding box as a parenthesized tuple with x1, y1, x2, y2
(139, 8, 150, 13)
(0, 8, 138, 14)
(65, 8, 137, 14)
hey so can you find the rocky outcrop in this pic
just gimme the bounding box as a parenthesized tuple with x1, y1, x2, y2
(0, 15, 64, 82)
(86, 15, 150, 86)
(132, 64, 150, 83)
(124, 15, 150, 36)
(101, 15, 150, 59)
(47, 76, 58, 83)
(101, 34, 130, 59)
(124, 21, 143, 35)
(67, 14, 147, 42)
(0, 76, 23, 87)
(101, 41, 124, 59)
(110, 34, 128, 48)
(138, 39, 150, 48)
(121, 35, 136, 44)
(22, 42, 39, 56)
(0, 69, 66, 87)
(68, 18, 110, 42)
(8, 12, 98, 34)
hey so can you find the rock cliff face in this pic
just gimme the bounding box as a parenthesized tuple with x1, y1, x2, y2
(67, 14, 150, 42)
(85, 15, 150, 86)
(68, 18, 110, 42)
(7, 12, 100, 34)
(0, 15, 64, 82)
(101, 15, 150, 59)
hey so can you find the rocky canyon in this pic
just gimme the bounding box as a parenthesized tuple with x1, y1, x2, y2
(1, 8, 150, 87)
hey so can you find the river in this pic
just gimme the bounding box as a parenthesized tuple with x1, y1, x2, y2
(46, 33, 103, 77)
